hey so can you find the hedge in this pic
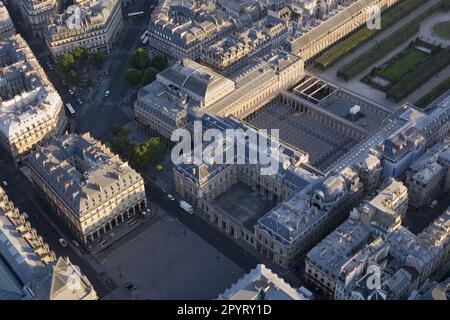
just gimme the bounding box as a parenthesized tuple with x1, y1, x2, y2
(415, 75, 450, 108)
(386, 47, 450, 102)
(315, 0, 427, 70)
(337, 0, 450, 80)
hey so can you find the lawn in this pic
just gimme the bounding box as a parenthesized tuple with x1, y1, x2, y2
(314, 0, 428, 70)
(378, 47, 428, 82)
(338, 0, 450, 80)
(433, 20, 450, 39)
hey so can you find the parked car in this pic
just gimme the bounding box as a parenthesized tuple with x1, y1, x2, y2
(2, 180, 7, 187)
(125, 282, 137, 292)
(167, 194, 175, 201)
(72, 240, 81, 248)
(68, 89, 74, 95)
(104, 90, 110, 97)
(58, 238, 68, 248)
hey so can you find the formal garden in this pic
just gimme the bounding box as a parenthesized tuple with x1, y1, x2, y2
(361, 39, 450, 102)
(315, 0, 427, 70)
(337, 0, 450, 81)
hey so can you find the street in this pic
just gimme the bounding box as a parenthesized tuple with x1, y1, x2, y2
(5, 0, 155, 142)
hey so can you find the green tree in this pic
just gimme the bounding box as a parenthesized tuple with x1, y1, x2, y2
(111, 125, 133, 160)
(58, 53, 76, 74)
(88, 51, 103, 68)
(131, 48, 150, 70)
(151, 54, 168, 71)
(124, 68, 142, 87)
(142, 66, 158, 85)
(73, 47, 88, 62)
(129, 137, 166, 172)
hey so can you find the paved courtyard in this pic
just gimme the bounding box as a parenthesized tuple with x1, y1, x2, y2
(95, 210, 244, 300)
(215, 182, 276, 230)
(419, 12, 450, 48)
(247, 102, 359, 171)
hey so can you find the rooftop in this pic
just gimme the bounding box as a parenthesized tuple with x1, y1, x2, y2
(28, 133, 143, 217)
(158, 59, 235, 106)
(306, 218, 371, 278)
(46, 0, 120, 38)
(217, 264, 308, 300)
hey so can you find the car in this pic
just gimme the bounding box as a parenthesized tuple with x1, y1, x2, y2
(58, 238, 68, 247)
(77, 98, 83, 105)
(142, 209, 151, 216)
(68, 89, 74, 95)
(72, 240, 81, 248)
(22, 212, 29, 219)
(167, 194, 175, 201)
(2, 181, 7, 187)
(104, 90, 110, 97)
(125, 282, 137, 292)
(430, 200, 439, 208)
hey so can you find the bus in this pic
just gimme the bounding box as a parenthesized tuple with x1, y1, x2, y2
(66, 103, 76, 116)
(139, 30, 149, 42)
(127, 11, 144, 18)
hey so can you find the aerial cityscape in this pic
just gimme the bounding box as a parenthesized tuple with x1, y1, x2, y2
(0, 0, 449, 304)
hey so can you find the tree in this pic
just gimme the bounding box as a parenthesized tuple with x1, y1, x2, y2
(142, 66, 158, 85)
(129, 137, 166, 172)
(152, 54, 168, 71)
(111, 125, 133, 160)
(124, 68, 142, 87)
(88, 51, 103, 68)
(131, 48, 150, 70)
(73, 47, 88, 62)
(58, 53, 76, 74)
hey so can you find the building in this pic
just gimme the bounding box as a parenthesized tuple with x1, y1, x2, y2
(148, 0, 234, 61)
(0, 186, 56, 299)
(255, 167, 362, 268)
(173, 113, 316, 256)
(201, 15, 288, 75)
(418, 207, 450, 276)
(31, 257, 98, 300)
(1, 185, 97, 300)
(18, 0, 59, 37)
(217, 264, 309, 300)
(206, 50, 304, 118)
(306, 198, 450, 300)
(27, 133, 147, 244)
(134, 59, 235, 142)
(43, 0, 123, 60)
(0, 34, 67, 163)
(405, 142, 448, 208)
(437, 145, 450, 193)
(287, 0, 399, 63)
(351, 178, 407, 234)
(0, 2, 15, 40)
(409, 278, 450, 300)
